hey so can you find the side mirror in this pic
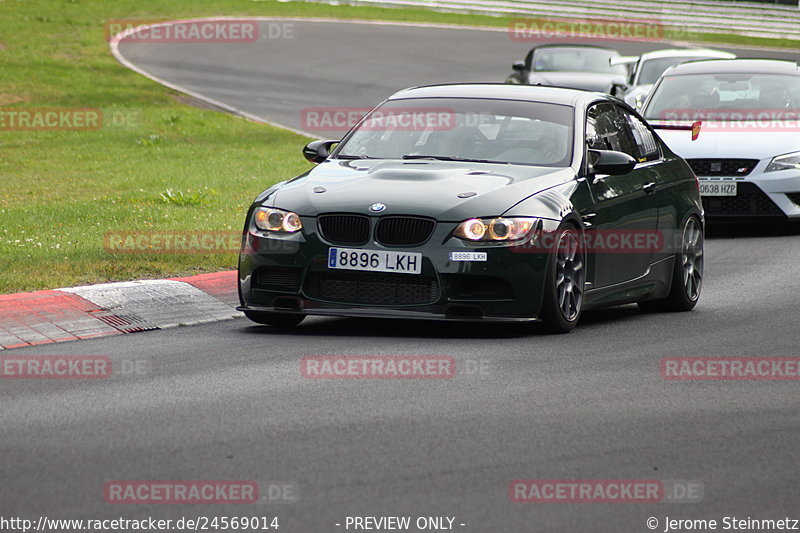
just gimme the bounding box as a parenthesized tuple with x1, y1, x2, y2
(589, 149, 637, 176)
(610, 74, 629, 95)
(302, 140, 338, 164)
(610, 82, 629, 98)
(512, 60, 526, 72)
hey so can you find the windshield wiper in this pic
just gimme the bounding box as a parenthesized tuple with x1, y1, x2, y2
(336, 154, 380, 160)
(402, 155, 509, 164)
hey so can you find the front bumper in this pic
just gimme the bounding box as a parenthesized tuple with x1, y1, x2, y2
(238, 217, 555, 322)
(236, 305, 540, 323)
(699, 165, 800, 220)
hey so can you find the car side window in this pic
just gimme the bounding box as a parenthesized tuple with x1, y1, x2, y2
(585, 104, 606, 151)
(623, 110, 660, 163)
(586, 103, 638, 159)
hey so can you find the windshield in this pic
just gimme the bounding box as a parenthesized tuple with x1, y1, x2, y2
(335, 97, 574, 167)
(637, 56, 709, 85)
(532, 48, 626, 74)
(644, 73, 800, 120)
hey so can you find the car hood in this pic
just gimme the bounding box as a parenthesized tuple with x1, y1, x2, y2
(653, 125, 800, 161)
(269, 159, 575, 221)
(527, 71, 625, 92)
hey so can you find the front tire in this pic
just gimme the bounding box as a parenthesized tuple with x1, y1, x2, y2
(540, 224, 585, 333)
(638, 216, 703, 312)
(244, 310, 306, 327)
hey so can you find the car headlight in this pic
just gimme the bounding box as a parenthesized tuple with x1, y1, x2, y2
(454, 217, 537, 242)
(633, 93, 645, 110)
(766, 151, 800, 172)
(253, 207, 302, 233)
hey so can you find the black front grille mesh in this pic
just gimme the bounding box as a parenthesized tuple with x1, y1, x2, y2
(318, 214, 436, 247)
(702, 182, 784, 217)
(687, 158, 758, 177)
(787, 193, 800, 207)
(304, 271, 440, 306)
(375, 217, 436, 246)
(318, 214, 370, 245)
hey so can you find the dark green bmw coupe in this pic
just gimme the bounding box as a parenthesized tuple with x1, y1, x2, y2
(237, 84, 703, 333)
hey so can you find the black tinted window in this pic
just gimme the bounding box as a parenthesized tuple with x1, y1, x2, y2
(586, 103, 638, 158)
(337, 98, 575, 167)
(644, 72, 800, 119)
(532, 47, 627, 74)
(625, 112, 660, 162)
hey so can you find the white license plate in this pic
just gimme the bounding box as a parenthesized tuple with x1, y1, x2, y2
(328, 248, 422, 275)
(450, 251, 487, 262)
(699, 181, 737, 197)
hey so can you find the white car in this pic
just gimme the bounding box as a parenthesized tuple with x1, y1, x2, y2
(616, 49, 736, 111)
(642, 58, 800, 220)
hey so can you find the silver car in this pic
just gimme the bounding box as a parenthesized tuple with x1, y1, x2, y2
(642, 58, 800, 221)
(617, 49, 735, 111)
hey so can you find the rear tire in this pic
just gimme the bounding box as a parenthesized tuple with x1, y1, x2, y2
(244, 310, 306, 327)
(540, 223, 585, 334)
(638, 216, 703, 313)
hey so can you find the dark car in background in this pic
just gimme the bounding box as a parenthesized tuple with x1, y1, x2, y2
(238, 84, 703, 333)
(505, 44, 629, 95)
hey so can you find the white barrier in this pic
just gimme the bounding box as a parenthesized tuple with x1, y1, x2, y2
(309, 0, 800, 40)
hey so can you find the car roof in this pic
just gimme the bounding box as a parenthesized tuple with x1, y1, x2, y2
(664, 58, 800, 76)
(529, 43, 619, 53)
(387, 83, 606, 107)
(639, 48, 735, 61)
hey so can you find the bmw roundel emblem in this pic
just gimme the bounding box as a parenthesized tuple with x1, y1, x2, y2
(369, 202, 387, 213)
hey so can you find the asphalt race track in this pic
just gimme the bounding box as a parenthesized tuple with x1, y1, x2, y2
(5, 19, 800, 532)
(113, 19, 797, 136)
